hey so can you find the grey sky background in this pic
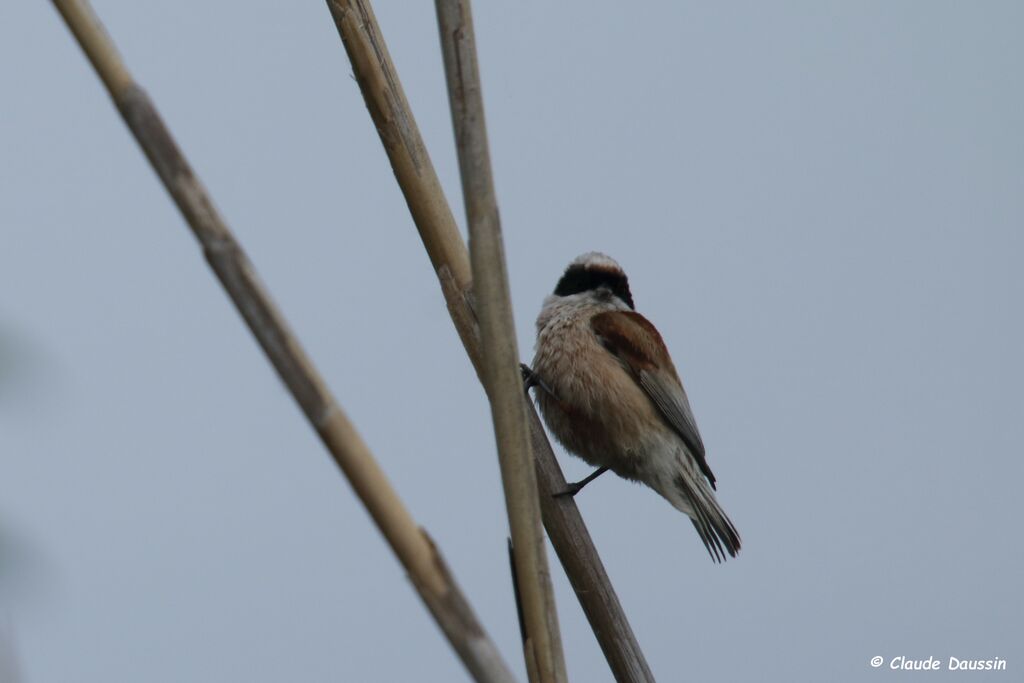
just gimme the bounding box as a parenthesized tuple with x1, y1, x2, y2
(2, 2, 1022, 681)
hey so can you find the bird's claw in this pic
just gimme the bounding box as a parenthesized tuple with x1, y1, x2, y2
(520, 363, 558, 400)
(553, 466, 608, 499)
(553, 483, 583, 498)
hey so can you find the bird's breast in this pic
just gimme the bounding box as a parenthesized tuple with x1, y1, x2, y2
(532, 313, 666, 476)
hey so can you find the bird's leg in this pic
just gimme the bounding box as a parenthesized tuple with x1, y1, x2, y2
(555, 466, 609, 498)
(520, 363, 557, 400)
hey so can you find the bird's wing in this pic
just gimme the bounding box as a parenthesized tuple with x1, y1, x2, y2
(590, 310, 717, 488)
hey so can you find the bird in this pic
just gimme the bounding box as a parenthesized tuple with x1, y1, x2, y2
(525, 252, 740, 561)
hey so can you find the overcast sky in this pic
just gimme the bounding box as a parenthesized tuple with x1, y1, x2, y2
(2, 2, 1022, 682)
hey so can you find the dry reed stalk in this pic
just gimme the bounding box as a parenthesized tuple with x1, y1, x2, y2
(324, 2, 656, 680)
(434, 2, 567, 682)
(50, 2, 518, 681)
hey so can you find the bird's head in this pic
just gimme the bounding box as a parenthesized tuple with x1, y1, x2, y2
(551, 252, 635, 310)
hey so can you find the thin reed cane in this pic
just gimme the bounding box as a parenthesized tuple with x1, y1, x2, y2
(49, 2, 518, 681)
(434, 2, 567, 682)
(324, 2, 656, 680)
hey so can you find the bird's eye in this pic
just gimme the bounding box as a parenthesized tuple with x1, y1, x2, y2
(610, 281, 635, 309)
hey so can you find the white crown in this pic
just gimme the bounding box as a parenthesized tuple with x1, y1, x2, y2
(570, 251, 623, 272)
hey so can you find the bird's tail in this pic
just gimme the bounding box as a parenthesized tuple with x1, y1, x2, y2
(654, 456, 741, 562)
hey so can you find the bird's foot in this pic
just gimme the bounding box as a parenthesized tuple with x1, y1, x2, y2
(553, 466, 609, 498)
(553, 482, 585, 498)
(520, 363, 557, 400)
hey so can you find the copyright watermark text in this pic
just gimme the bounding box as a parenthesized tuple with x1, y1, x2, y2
(870, 656, 1007, 672)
